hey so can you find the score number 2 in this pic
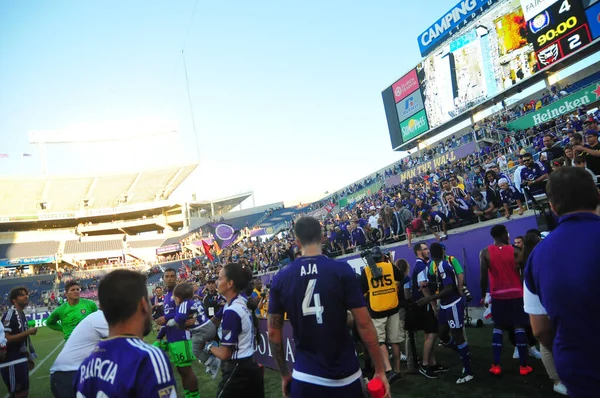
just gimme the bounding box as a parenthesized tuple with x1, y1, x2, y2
(302, 279, 324, 324)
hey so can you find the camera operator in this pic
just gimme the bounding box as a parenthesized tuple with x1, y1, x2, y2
(359, 247, 403, 383)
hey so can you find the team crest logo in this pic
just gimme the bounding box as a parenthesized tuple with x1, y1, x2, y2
(80, 309, 87, 314)
(158, 386, 176, 398)
(529, 11, 550, 34)
(538, 44, 559, 66)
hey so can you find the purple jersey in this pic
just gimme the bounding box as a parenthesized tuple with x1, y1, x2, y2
(173, 299, 209, 330)
(500, 186, 522, 206)
(163, 290, 190, 342)
(269, 255, 365, 385)
(432, 259, 461, 307)
(75, 336, 176, 398)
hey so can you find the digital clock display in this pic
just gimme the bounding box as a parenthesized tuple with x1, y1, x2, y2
(527, 0, 593, 68)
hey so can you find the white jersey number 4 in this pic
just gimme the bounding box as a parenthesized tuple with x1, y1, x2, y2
(302, 279, 324, 324)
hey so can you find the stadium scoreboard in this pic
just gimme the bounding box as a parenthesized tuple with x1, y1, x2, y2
(383, 0, 600, 151)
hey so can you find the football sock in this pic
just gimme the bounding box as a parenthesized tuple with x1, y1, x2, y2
(515, 328, 529, 367)
(457, 342, 471, 374)
(492, 328, 503, 365)
(442, 336, 458, 352)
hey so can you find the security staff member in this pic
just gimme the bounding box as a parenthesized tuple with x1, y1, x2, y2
(202, 279, 224, 319)
(360, 247, 402, 383)
(207, 263, 264, 397)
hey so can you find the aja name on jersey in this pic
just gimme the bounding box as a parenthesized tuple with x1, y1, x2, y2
(75, 336, 176, 398)
(269, 255, 365, 385)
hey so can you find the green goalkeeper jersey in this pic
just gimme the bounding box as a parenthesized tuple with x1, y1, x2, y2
(46, 298, 98, 340)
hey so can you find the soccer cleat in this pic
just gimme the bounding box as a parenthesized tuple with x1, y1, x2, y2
(519, 365, 533, 376)
(400, 353, 407, 362)
(430, 363, 449, 373)
(456, 371, 474, 384)
(419, 365, 438, 379)
(513, 347, 519, 359)
(553, 382, 568, 396)
(529, 346, 542, 359)
(489, 364, 502, 376)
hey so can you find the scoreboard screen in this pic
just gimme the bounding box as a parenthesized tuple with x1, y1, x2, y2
(527, 0, 593, 68)
(383, 0, 597, 150)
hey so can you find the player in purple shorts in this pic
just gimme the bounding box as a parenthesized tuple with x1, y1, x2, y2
(418, 243, 473, 384)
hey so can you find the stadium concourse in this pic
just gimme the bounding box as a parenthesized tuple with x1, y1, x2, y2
(1, 75, 600, 397)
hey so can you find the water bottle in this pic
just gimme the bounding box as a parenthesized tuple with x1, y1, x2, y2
(367, 377, 385, 398)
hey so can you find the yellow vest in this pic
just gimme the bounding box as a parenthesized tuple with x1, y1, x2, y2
(364, 261, 399, 312)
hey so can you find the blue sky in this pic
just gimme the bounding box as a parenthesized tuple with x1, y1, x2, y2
(0, 1, 467, 206)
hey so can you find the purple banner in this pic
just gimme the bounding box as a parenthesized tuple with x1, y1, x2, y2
(255, 318, 295, 372)
(156, 243, 182, 255)
(386, 141, 477, 187)
(207, 223, 239, 248)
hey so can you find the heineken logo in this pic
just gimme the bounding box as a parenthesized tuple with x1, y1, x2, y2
(508, 83, 600, 130)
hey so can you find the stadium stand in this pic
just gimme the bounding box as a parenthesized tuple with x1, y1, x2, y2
(0, 241, 59, 258)
(0, 163, 197, 215)
(64, 240, 123, 254)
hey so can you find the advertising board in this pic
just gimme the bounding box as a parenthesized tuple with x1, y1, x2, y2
(0, 256, 55, 267)
(521, 0, 560, 20)
(396, 88, 426, 121)
(400, 109, 430, 142)
(417, 0, 501, 56)
(391, 69, 420, 103)
(506, 82, 600, 129)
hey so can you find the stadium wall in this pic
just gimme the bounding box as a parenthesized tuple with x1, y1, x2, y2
(260, 215, 539, 305)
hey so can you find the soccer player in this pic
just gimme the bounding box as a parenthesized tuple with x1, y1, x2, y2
(0, 287, 37, 398)
(268, 216, 390, 398)
(418, 243, 473, 384)
(480, 224, 532, 376)
(524, 167, 600, 397)
(46, 281, 98, 340)
(50, 310, 108, 398)
(155, 268, 199, 398)
(410, 243, 446, 379)
(167, 282, 219, 378)
(75, 270, 176, 397)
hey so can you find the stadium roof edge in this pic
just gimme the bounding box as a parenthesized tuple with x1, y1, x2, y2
(0, 162, 199, 180)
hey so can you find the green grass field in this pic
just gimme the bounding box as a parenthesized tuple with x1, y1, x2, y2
(1, 326, 559, 397)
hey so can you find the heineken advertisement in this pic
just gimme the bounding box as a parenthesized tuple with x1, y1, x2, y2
(507, 83, 600, 130)
(338, 181, 383, 208)
(400, 109, 429, 142)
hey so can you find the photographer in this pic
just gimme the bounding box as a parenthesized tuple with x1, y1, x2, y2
(359, 247, 402, 383)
